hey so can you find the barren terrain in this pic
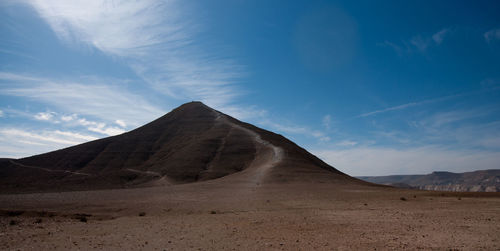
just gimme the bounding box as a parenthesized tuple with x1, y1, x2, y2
(1, 102, 499, 250)
(1, 181, 499, 250)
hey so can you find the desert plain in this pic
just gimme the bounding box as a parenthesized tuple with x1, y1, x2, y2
(1, 103, 499, 250)
(1, 177, 499, 250)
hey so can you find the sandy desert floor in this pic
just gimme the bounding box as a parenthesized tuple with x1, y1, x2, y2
(5, 103, 498, 250)
(1, 180, 499, 250)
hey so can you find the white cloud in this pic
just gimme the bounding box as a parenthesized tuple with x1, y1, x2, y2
(314, 146, 500, 176)
(358, 100, 427, 117)
(422, 109, 490, 128)
(87, 126, 125, 136)
(432, 28, 450, 44)
(0, 73, 164, 126)
(115, 120, 126, 128)
(0, 128, 83, 145)
(319, 136, 331, 142)
(411, 29, 449, 51)
(0, 109, 3, 117)
(336, 140, 357, 147)
(74, 117, 125, 136)
(259, 119, 329, 142)
(34, 111, 56, 121)
(410, 35, 431, 52)
(52, 130, 97, 142)
(218, 105, 268, 121)
(378, 41, 406, 56)
(76, 118, 103, 128)
(0, 72, 45, 82)
(0, 128, 99, 157)
(61, 114, 77, 122)
(357, 92, 463, 117)
(383, 28, 450, 54)
(484, 28, 500, 43)
(24, 0, 244, 111)
(322, 114, 332, 130)
(26, 0, 181, 56)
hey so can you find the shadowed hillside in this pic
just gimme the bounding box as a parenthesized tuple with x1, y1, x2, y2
(0, 102, 357, 193)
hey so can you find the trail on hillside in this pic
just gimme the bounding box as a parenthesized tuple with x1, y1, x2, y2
(9, 160, 91, 176)
(125, 168, 162, 177)
(213, 111, 284, 184)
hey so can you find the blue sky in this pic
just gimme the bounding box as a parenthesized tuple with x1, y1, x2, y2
(1, 0, 500, 176)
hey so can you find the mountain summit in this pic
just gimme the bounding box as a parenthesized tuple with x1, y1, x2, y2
(0, 102, 354, 192)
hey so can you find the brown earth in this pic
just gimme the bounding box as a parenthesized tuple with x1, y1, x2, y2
(0, 102, 499, 250)
(1, 181, 499, 250)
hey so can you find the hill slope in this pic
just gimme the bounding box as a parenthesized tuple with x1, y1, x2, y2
(0, 102, 354, 193)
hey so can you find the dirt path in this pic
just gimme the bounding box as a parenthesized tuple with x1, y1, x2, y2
(9, 160, 91, 176)
(213, 111, 284, 184)
(124, 168, 161, 177)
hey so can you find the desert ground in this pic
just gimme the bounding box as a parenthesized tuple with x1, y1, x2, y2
(1, 103, 500, 250)
(1, 180, 499, 250)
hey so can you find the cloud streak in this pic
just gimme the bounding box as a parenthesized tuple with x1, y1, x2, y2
(0, 128, 98, 158)
(34, 111, 56, 121)
(381, 28, 451, 55)
(484, 28, 500, 43)
(0, 72, 164, 126)
(259, 119, 330, 142)
(357, 92, 465, 117)
(25, 0, 245, 110)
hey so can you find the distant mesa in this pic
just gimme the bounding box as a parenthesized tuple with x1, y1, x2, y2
(0, 101, 361, 193)
(358, 169, 500, 192)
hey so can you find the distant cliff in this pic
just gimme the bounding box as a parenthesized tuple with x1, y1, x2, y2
(358, 169, 500, 192)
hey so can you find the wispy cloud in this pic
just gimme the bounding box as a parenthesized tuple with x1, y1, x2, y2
(357, 92, 464, 117)
(214, 103, 267, 121)
(0, 128, 98, 158)
(0, 72, 164, 126)
(336, 140, 357, 147)
(259, 119, 330, 142)
(61, 114, 77, 122)
(410, 35, 432, 52)
(381, 28, 451, 54)
(379, 40, 407, 56)
(322, 114, 332, 130)
(414, 108, 500, 149)
(34, 111, 56, 121)
(0, 104, 129, 138)
(0, 128, 95, 146)
(87, 126, 125, 136)
(358, 101, 424, 117)
(432, 29, 449, 44)
(115, 120, 126, 128)
(484, 28, 500, 43)
(73, 117, 126, 136)
(24, 0, 245, 110)
(422, 109, 489, 128)
(359, 104, 500, 154)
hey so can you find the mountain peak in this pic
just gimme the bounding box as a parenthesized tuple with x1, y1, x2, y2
(179, 101, 208, 108)
(0, 102, 355, 193)
(166, 101, 217, 118)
